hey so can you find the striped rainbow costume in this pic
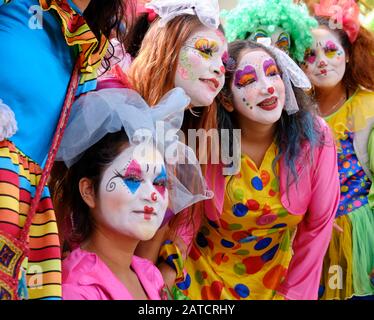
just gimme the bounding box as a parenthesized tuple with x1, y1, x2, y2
(0, 0, 108, 299)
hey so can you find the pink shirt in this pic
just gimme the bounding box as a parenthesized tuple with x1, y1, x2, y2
(177, 117, 340, 300)
(62, 247, 165, 300)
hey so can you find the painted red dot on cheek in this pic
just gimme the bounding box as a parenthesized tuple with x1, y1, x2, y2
(220, 66, 226, 74)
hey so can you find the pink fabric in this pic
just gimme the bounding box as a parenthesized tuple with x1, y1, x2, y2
(314, 0, 360, 43)
(62, 247, 165, 300)
(177, 117, 340, 300)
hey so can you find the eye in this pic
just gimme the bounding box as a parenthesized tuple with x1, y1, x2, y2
(200, 47, 213, 57)
(194, 38, 218, 59)
(266, 65, 280, 77)
(153, 178, 167, 187)
(276, 34, 290, 52)
(253, 30, 268, 40)
(324, 46, 338, 59)
(123, 175, 143, 183)
(236, 74, 256, 87)
(304, 49, 316, 64)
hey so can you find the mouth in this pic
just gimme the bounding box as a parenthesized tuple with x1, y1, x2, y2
(199, 78, 219, 92)
(257, 96, 278, 111)
(133, 207, 157, 221)
(315, 69, 331, 77)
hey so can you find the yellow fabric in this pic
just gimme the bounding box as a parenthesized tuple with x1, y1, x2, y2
(325, 89, 374, 151)
(320, 88, 374, 300)
(320, 214, 353, 300)
(181, 143, 303, 300)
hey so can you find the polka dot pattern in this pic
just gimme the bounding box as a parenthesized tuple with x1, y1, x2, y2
(234, 284, 250, 298)
(180, 143, 304, 300)
(336, 132, 369, 217)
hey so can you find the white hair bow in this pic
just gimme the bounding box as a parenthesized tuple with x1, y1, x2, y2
(146, 0, 220, 29)
(257, 37, 312, 115)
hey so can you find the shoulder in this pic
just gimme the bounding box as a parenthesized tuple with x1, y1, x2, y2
(62, 248, 104, 300)
(133, 256, 164, 283)
(132, 256, 165, 293)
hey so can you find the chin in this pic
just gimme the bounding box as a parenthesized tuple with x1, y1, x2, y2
(190, 97, 214, 107)
(313, 77, 343, 89)
(133, 225, 159, 241)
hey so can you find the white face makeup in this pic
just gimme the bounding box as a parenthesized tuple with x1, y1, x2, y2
(302, 27, 346, 89)
(175, 27, 228, 107)
(231, 50, 286, 125)
(250, 26, 291, 54)
(96, 144, 168, 241)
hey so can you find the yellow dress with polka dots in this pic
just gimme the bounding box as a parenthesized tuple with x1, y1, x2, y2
(179, 143, 303, 300)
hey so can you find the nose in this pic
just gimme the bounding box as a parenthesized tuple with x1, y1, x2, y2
(209, 61, 225, 76)
(141, 181, 156, 202)
(260, 86, 275, 95)
(318, 59, 327, 68)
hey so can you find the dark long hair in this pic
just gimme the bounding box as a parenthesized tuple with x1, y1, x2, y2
(315, 16, 374, 92)
(83, 0, 136, 71)
(53, 131, 129, 246)
(218, 40, 323, 184)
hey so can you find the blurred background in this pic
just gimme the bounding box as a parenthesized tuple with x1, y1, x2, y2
(218, 0, 374, 30)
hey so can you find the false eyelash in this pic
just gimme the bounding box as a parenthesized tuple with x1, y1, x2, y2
(153, 178, 167, 187)
(114, 170, 142, 182)
(266, 65, 280, 76)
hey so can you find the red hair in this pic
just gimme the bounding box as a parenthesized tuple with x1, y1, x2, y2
(128, 15, 222, 242)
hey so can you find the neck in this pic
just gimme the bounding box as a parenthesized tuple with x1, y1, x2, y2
(82, 225, 139, 274)
(237, 115, 276, 147)
(72, 0, 91, 12)
(315, 82, 347, 116)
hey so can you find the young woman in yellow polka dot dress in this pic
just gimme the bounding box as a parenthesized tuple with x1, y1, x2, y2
(162, 40, 340, 300)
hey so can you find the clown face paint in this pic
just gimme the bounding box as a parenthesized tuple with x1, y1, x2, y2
(302, 27, 346, 88)
(231, 50, 286, 125)
(96, 144, 168, 241)
(175, 27, 228, 107)
(250, 26, 291, 54)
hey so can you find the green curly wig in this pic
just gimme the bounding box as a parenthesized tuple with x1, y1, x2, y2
(221, 0, 318, 62)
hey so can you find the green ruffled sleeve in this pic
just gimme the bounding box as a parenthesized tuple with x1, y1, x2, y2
(367, 128, 374, 208)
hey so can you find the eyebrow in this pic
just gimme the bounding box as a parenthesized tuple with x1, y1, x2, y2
(254, 29, 268, 36)
(325, 40, 338, 48)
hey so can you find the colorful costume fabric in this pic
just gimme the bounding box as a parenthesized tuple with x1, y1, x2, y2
(0, 140, 60, 299)
(162, 118, 340, 300)
(320, 89, 374, 299)
(0, 0, 108, 299)
(178, 143, 303, 299)
(62, 248, 166, 300)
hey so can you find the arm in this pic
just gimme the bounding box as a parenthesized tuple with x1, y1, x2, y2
(135, 208, 196, 291)
(278, 128, 340, 300)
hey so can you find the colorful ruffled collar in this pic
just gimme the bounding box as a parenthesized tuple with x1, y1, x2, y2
(40, 0, 109, 95)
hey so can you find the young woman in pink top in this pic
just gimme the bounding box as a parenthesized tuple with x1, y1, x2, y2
(54, 87, 210, 300)
(159, 40, 341, 300)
